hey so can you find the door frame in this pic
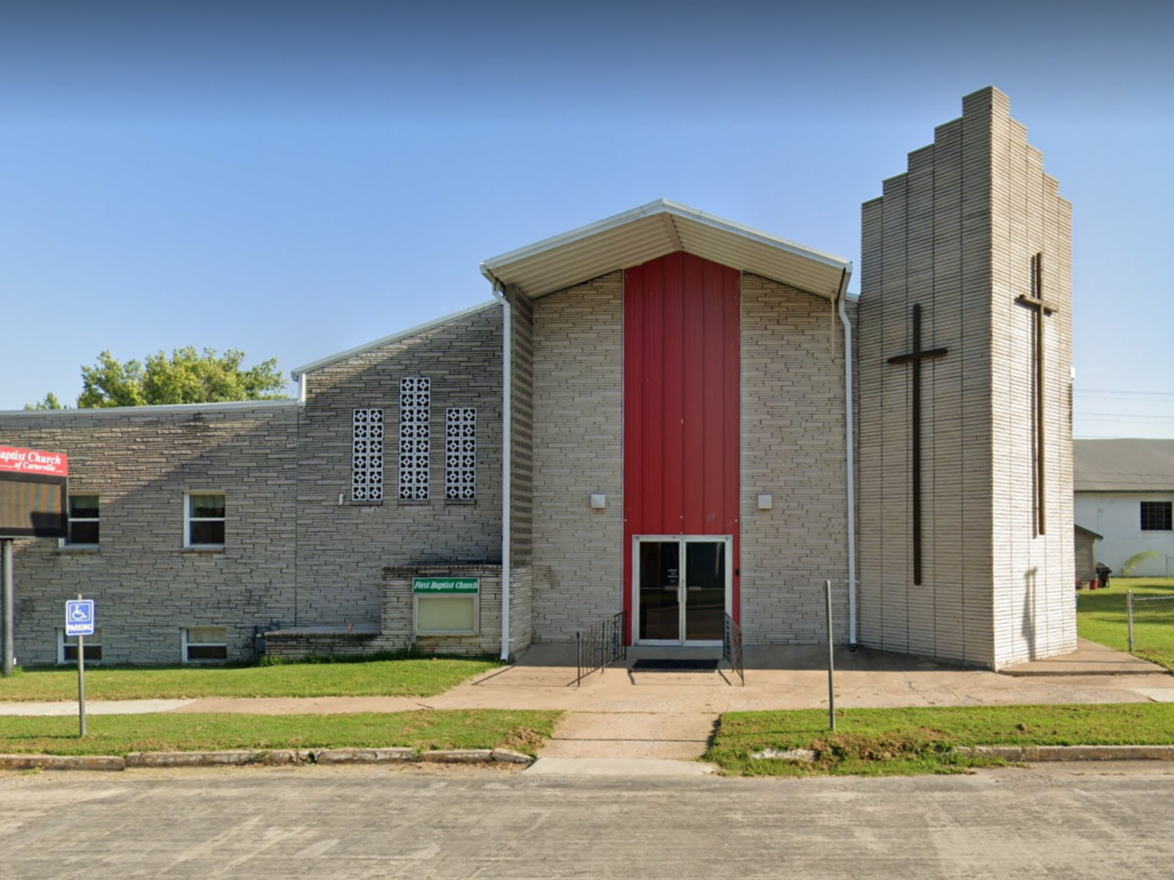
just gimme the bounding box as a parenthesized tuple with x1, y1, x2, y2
(632, 534, 733, 647)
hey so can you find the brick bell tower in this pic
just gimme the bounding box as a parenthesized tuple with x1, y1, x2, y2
(857, 87, 1075, 669)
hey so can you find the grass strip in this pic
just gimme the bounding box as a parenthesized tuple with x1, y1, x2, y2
(0, 710, 560, 757)
(0, 656, 500, 702)
(1077, 577, 1174, 672)
(708, 703, 1174, 777)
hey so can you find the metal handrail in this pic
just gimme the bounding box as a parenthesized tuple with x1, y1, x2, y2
(723, 613, 744, 686)
(576, 611, 627, 686)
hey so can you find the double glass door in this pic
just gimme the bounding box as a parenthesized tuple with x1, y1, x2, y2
(635, 536, 731, 645)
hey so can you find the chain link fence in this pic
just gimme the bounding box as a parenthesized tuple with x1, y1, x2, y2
(1127, 590, 1174, 653)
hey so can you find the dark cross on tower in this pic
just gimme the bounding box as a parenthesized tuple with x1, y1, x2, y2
(888, 303, 948, 586)
(1015, 253, 1059, 537)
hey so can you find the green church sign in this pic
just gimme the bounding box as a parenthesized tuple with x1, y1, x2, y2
(413, 578, 480, 594)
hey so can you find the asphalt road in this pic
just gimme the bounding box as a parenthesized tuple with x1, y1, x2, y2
(3, 763, 1173, 879)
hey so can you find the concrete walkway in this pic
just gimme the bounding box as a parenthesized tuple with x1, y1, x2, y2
(1, 640, 1169, 764)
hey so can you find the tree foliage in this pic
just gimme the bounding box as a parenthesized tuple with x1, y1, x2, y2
(24, 392, 66, 411)
(24, 348, 289, 409)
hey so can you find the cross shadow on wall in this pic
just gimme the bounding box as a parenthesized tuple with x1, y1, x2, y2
(1022, 567, 1039, 659)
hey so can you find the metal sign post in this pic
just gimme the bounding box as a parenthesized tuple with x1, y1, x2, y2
(1128, 590, 1135, 653)
(826, 579, 836, 732)
(2, 539, 13, 677)
(66, 596, 95, 737)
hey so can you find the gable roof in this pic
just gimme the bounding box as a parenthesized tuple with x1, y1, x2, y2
(480, 199, 852, 301)
(1074, 439, 1174, 492)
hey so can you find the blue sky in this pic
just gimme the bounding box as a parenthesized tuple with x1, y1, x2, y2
(1, 1, 1171, 438)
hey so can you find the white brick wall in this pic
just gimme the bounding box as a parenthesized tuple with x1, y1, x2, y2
(530, 273, 624, 641)
(858, 87, 1075, 669)
(740, 275, 851, 644)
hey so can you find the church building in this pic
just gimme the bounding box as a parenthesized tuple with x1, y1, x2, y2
(0, 87, 1075, 671)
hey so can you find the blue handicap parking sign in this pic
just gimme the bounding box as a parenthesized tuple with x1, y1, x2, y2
(65, 600, 96, 637)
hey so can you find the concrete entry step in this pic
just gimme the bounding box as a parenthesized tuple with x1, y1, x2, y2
(540, 712, 718, 760)
(999, 639, 1169, 677)
(525, 757, 718, 777)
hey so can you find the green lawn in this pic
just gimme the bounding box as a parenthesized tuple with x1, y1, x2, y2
(1077, 577, 1174, 672)
(0, 656, 500, 702)
(0, 709, 560, 757)
(707, 703, 1174, 777)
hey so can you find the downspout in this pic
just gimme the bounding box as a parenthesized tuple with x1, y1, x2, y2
(489, 280, 512, 661)
(836, 269, 858, 646)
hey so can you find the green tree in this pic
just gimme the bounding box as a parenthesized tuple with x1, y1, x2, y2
(24, 392, 67, 411)
(70, 348, 289, 408)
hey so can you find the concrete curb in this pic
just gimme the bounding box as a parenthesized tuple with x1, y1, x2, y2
(420, 749, 494, 764)
(126, 750, 304, 767)
(0, 754, 126, 772)
(0, 747, 536, 772)
(955, 745, 1174, 762)
(314, 748, 415, 765)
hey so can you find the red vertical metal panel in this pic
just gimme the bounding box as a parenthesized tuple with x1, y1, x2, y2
(624, 251, 741, 642)
(701, 259, 724, 537)
(644, 261, 664, 533)
(682, 255, 705, 535)
(662, 255, 685, 533)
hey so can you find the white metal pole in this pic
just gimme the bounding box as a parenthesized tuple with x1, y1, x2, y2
(837, 282, 858, 646)
(491, 286, 512, 662)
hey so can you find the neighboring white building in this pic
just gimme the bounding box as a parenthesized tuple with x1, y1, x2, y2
(1075, 439, 1174, 577)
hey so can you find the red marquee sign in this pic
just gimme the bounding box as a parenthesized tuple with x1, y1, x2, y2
(0, 447, 69, 538)
(0, 446, 69, 478)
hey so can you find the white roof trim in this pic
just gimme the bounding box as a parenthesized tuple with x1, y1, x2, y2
(291, 300, 499, 378)
(0, 399, 296, 419)
(480, 198, 852, 300)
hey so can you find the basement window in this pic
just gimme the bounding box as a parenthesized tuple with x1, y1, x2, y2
(182, 627, 228, 663)
(58, 628, 103, 664)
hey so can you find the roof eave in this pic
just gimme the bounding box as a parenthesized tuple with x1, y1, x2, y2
(480, 199, 852, 301)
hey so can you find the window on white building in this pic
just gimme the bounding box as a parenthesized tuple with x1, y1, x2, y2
(1141, 501, 1172, 531)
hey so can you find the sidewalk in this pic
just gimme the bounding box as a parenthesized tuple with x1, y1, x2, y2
(1, 640, 1170, 766)
(1, 640, 1169, 720)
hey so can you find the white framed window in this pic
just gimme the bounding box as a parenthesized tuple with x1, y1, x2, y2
(185, 493, 226, 547)
(182, 626, 228, 663)
(399, 377, 431, 500)
(58, 628, 102, 664)
(445, 407, 476, 500)
(64, 494, 100, 546)
(352, 408, 385, 502)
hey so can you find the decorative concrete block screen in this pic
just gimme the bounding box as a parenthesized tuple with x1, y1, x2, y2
(399, 377, 431, 500)
(445, 407, 476, 500)
(351, 408, 385, 502)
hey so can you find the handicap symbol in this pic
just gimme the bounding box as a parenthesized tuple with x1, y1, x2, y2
(69, 604, 91, 622)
